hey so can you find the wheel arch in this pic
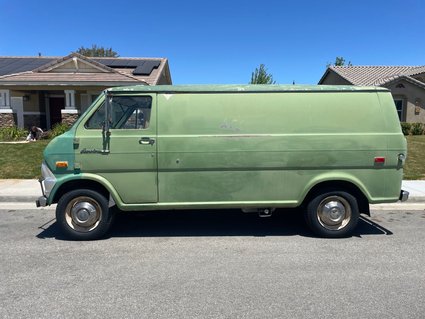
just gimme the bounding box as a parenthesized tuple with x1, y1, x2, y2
(302, 179, 370, 216)
(50, 175, 122, 207)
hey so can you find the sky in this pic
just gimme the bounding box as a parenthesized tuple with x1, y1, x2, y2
(1, 0, 424, 85)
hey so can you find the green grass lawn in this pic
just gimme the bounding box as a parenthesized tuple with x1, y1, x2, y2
(0, 140, 49, 179)
(404, 135, 425, 180)
(0, 136, 424, 180)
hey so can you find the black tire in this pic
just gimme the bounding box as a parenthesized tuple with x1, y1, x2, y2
(56, 189, 113, 240)
(304, 189, 360, 238)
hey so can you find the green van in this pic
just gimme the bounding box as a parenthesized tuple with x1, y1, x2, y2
(36, 85, 408, 239)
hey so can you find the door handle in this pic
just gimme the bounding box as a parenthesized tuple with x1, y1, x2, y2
(139, 137, 155, 145)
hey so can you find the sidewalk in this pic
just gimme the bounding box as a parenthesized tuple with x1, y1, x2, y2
(0, 179, 41, 202)
(0, 179, 424, 203)
(401, 180, 425, 202)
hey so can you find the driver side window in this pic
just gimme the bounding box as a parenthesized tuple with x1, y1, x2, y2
(85, 96, 152, 129)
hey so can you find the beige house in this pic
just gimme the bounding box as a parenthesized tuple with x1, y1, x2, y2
(319, 66, 425, 123)
(0, 52, 172, 129)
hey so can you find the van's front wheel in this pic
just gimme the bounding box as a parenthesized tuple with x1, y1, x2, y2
(304, 190, 360, 238)
(56, 189, 113, 240)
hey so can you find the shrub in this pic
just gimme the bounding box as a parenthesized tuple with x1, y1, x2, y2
(48, 122, 70, 138)
(0, 126, 27, 141)
(400, 122, 411, 135)
(411, 123, 424, 135)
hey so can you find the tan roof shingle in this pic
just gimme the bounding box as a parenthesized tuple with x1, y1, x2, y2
(330, 66, 422, 85)
(323, 65, 425, 86)
(0, 71, 144, 83)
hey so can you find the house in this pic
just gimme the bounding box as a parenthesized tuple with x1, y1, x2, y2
(318, 65, 425, 123)
(0, 52, 172, 129)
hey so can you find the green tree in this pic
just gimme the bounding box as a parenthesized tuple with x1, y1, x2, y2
(76, 45, 119, 57)
(250, 64, 276, 84)
(327, 56, 352, 67)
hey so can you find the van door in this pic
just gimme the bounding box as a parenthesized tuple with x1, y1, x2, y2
(76, 94, 157, 204)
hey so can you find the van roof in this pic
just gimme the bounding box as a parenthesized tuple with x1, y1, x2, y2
(107, 84, 389, 94)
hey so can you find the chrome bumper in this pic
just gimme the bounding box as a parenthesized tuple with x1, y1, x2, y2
(36, 196, 47, 207)
(35, 161, 56, 208)
(399, 190, 409, 202)
(36, 178, 48, 207)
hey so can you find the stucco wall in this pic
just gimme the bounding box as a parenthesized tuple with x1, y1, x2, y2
(7, 90, 45, 128)
(10, 90, 41, 112)
(319, 71, 352, 85)
(386, 80, 425, 123)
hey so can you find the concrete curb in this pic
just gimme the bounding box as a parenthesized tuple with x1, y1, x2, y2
(0, 196, 38, 203)
(0, 179, 40, 203)
(403, 196, 425, 203)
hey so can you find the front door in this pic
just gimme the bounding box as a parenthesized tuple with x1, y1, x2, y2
(49, 97, 65, 128)
(76, 94, 158, 204)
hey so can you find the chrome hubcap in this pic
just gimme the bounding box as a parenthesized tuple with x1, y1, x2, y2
(71, 202, 98, 227)
(65, 196, 102, 232)
(317, 196, 351, 230)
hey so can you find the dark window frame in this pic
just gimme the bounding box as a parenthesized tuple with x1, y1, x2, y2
(393, 99, 404, 121)
(85, 96, 152, 130)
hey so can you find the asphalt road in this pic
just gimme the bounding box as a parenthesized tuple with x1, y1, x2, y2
(1, 206, 424, 319)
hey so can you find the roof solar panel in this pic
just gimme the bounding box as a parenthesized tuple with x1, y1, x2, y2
(106, 60, 120, 66)
(1, 66, 15, 74)
(0, 58, 55, 75)
(133, 60, 160, 75)
(124, 60, 135, 67)
(93, 59, 160, 75)
(0, 57, 161, 76)
(93, 59, 127, 67)
(95, 59, 106, 65)
(95, 59, 141, 68)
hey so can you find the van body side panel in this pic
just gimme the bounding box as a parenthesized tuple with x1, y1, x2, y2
(43, 129, 77, 177)
(41, 85, 406, 211)
(156, 92, 396, 205)
(42, 128, 78, 205)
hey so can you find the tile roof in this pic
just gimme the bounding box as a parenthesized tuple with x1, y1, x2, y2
(403, 66, 425, 77)
(0, 53, 169, 85)
(383, 74, 425, 90)
(0, 71, 145, 83)
(33, 53, 114, 73)
(324, 65, 425, 86)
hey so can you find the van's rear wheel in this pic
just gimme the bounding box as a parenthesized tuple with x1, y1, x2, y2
(304, 190, 359, 238)
(56, 189, 113, 240)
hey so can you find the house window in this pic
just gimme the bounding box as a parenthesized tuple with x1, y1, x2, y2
(0, 90, 10, 108)
(64, 90, 76, 109)
(394, 99, 403, 121)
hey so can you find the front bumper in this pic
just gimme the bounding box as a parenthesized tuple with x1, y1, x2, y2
(35, 161, 56, 207)
(36, 196, 47, 207)
(399, 190, 409, 202)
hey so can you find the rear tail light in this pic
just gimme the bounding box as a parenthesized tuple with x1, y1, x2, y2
(374, 157, 385, 164)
